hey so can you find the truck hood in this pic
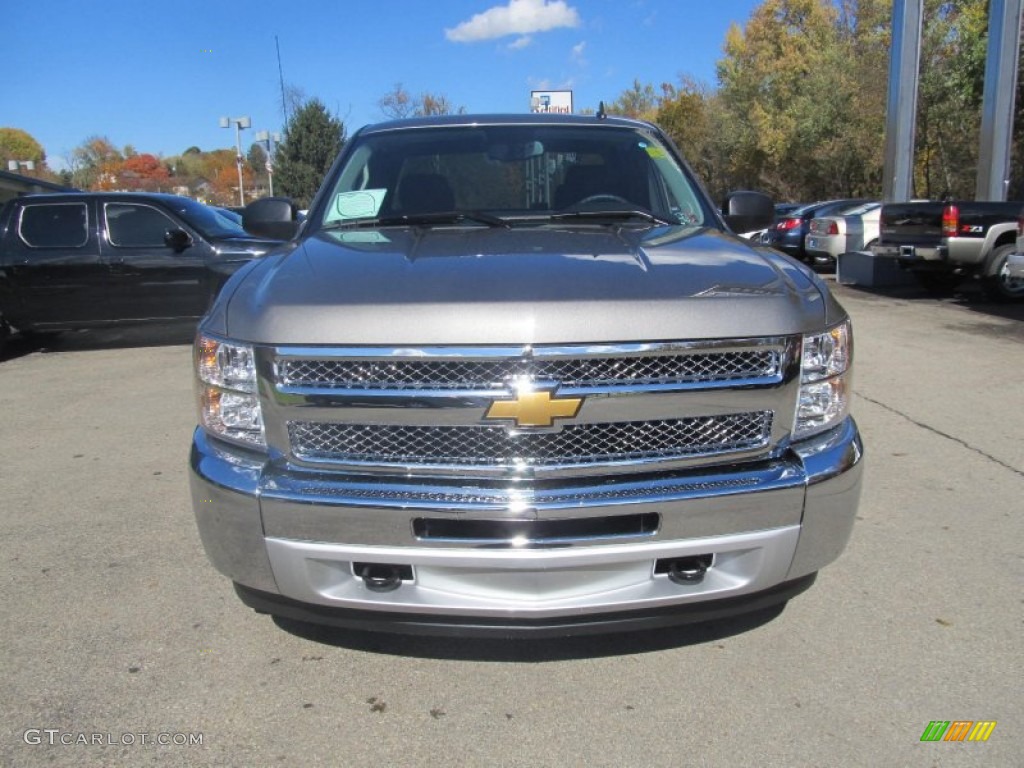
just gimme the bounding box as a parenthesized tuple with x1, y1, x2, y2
(214, 225, 837, 345)
(210, 235, 281, 257)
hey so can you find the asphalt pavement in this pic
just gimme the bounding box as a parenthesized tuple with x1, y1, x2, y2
(1, 282, 1021, 767)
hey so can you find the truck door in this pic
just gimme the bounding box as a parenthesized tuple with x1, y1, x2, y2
(101, 201, 211, 321)
(3, 199, 109, 329)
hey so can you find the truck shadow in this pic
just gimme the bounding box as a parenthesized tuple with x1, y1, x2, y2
(272, 603, 787, 661)
(1, 323, 195, 362)
(831, 279, 1024, 322)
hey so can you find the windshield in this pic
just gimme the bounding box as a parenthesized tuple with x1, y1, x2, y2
(166, 197, 249, 239)
(319, 124, 708, 227)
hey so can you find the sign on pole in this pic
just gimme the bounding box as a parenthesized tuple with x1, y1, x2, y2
(530, 90, 573, 114)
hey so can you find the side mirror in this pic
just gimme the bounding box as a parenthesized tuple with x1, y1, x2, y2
(242, 197, 299, 240)
(164, 228, 193, 252)
(721, 191, 774, 234)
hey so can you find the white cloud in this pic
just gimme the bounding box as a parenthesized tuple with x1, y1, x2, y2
(508, 36, 533, 50)
(528, 76, 575, 90)
(571, 41, 586, 61)
(446, 0, 580, 43)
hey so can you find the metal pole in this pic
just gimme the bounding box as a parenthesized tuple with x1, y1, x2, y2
(234, 122, 245, 207)
(882, 0, 923, 203)
(975, 0, 1023, 201)
(268, 141, 274, 197)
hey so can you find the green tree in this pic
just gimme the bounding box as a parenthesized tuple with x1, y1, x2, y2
(69, 136, 123, 190)
(914, 0, 988, 198)
(653, 79, 729, 196)
(608, 80, 658, 119)
(0, 127, 47, 169)
(274, 98, 346, 208)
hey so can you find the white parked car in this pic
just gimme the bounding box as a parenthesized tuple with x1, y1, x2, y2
(804, 202, 881, 264)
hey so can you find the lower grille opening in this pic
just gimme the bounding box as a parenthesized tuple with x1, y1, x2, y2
(412, 513, 660, 545)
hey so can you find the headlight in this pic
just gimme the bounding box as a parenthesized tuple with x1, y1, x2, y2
(195, 335, 265, 448)
(794, 320, 852, 439)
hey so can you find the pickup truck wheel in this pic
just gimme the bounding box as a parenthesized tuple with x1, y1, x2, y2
(983, 244, 1024, 302)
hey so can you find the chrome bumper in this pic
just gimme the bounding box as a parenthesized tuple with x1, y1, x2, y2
(190, 417, 863, 625)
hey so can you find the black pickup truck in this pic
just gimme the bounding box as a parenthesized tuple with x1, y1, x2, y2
(869, 200, 1023, 300)
(0, 192, 280, 349)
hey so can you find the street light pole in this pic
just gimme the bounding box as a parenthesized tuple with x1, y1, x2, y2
(254, 130, 281, 196)
(219, 115, 251, 206)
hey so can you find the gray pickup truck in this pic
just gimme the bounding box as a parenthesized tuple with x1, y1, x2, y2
(869, 200, 1023, 299)
(189, 114, 863, 636)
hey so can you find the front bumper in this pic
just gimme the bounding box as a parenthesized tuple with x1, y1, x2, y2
(190, 417, 863, 633)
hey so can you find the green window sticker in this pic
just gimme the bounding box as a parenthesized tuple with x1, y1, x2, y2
(330, 189, 387, 221)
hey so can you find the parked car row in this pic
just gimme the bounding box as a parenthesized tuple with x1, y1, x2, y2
(761, 199, 872, 264)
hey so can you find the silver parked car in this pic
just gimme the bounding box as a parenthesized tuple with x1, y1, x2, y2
(805, 202, 881, 264)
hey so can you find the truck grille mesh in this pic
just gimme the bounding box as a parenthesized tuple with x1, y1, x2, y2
(278, 350, 780, 391)
(288, 411, 773, 468)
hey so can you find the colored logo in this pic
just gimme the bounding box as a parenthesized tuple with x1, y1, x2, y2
(484, 387, 583, 428)
(920, 721, 996, 742)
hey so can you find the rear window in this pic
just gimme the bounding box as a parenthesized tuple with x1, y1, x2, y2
(18, 203, 89, 248)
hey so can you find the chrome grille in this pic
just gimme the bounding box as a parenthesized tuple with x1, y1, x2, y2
(288, 411, 773, 468)
(278, 349, 780, 390)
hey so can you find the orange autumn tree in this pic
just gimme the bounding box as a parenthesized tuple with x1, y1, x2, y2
(118, 153, 171, 192)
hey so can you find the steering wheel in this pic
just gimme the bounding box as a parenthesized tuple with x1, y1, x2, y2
(574, 194, 631, 206)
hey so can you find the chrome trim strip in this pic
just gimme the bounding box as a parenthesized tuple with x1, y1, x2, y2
(271, 338, 793, 360)
(258, 459, 809, 548)
(259, 459, 802, 512)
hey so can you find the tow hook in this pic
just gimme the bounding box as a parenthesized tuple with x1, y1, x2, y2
(661, 555, 713, 585)
(356, 563, 406, 592)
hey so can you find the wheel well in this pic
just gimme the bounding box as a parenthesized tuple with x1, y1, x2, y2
(983, 240, 1017, 276)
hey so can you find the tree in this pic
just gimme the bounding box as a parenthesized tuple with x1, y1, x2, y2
(247, 142, 270, 195)
(914, 0, 988, 198)
(201, 149, 251, 205)
(70, 136, 123, 190)
(714, 0, 889, 201)
(118, 153, 170, 192)
(378, 84, 465, 119)
(608, 80, 658, 120)
(0, 127, 47, 169)
(653, 79, 731, 197)
(274, 98, 346, 208)
(418, 93, 465, 116)
(379, 83, 415, 120)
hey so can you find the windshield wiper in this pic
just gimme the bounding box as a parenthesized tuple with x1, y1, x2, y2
(548, 208, 680, 226)
(322, 210, 511, 230)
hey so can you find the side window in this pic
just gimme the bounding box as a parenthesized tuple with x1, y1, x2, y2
(18, 203, 89, 248)
(106, 203, 177, 248)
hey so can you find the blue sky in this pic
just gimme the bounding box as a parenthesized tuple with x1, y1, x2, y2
(5, 0, 762, 170)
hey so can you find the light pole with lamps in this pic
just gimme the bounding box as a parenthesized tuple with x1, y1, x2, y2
(219, 115, 251, 206)
(254, 130, 281, 196)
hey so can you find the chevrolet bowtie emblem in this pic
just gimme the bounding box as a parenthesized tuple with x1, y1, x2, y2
(485, 388, 583, 428)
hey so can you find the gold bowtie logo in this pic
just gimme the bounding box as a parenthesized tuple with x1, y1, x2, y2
(485, 388, 583, 428)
